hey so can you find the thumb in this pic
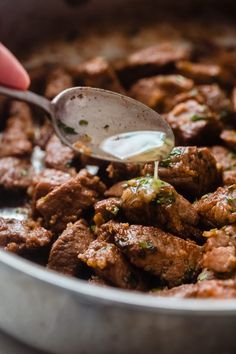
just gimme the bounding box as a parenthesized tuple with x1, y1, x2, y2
(0, 43, 30, 90)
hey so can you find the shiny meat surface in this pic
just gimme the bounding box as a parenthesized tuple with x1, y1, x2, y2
(0, 157, 32, 190)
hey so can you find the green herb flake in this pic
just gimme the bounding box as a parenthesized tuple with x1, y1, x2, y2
(139, 240, 156, 251)
(58, 120, 77, 135)
(20, 169, 28, 177)
(110, 206, 120, 216)
(156, 192, 175, 205)
(190, 114, 207, 122)
(79, 119, 88, 126)
(90, 225, 96, 232)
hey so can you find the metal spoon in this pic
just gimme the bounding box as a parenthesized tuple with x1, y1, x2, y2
(0, 85, 174, 163)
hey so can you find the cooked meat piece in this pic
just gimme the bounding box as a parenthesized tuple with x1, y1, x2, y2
(165, 99, 222, 145)
(203, 225, 236, 273)
(36, 171, 106, 232)
(129, 75, 193, 111)
(0, 217, 52, 254)
(210, 145, 236, 185)
(99, 222, 202, 287)
(48, 219, 94, 276)
(88, 275, 110, 287)
(0, 101, 34, 158)
(120, 41, 192, 83)
(105, 181, 126, 198)
(94, 198, 122, 226)
(35, 120, 54, 149)
(72, 57, 124, 93)
(28, 168, 71, 207)
(194, 185, 236, 227)
(220, 129, 236, 150)
(232, 87, 236, 112)
(0, 157, 32, 190)
(156, 279, 236, 298)
(44, 67, 73, 99)
(142, 146, 222, 198)
(176, 61, 222, 83)
(45, 134, 75, 172)
(121, 177, 200, 239)
(106, 162, 140, 182)
(79, 239, 146, 290)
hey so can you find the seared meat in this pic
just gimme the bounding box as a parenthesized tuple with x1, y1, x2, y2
(156, 279, 236, 298)
(203, 225, 236, 273)
(94, 198, 122, 226)
(48, 219, 93, 276)
(98, 222, 202, 287)
(210, 145, 236, 185)
(72, 57, 124, 93)
(220, 129, 236, 150)
(35, 120, 54, 149)
(44, 67, 73, 99)
(165, 99, 222, 145)
(106, 162, 139, 182)
(176, 61, 222, 83)
(0, 101, 34, 158)
(143, 146, 222, 198)
(129, 74, 193, 111)
(121, 177, 200, 239)
(45, 134, 75, 172)
(0, 217, 52, 254)
(0, 157, 32, 191)
(194, 185, 236, 227)
(36, 171, 106, 232)
(105, 181, 126, 198)
(79, 239, 146, 290)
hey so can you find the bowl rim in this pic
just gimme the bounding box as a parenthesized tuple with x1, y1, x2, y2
(1, 249, 236, 315)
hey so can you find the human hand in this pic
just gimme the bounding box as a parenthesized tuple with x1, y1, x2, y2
(0, 43, 30, 90)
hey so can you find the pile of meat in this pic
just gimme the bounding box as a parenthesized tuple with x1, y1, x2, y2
(0, 38, 236, 299)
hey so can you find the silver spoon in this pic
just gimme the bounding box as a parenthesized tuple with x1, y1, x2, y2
(0, 85, 174, 163)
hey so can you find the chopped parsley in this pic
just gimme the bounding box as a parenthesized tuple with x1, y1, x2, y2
(109, 206, 120, 216)
(159, 147, 182, 168)
(139, 240, 156, 251)
(190, 114, 207, 122)
(58, 120, 77, 135)
(156, 191, 175, 205)
(79, 119, 88, 126)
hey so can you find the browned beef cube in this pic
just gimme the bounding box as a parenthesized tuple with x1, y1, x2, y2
(220, 129, 236, 150)
(210, 145, 236, 185)
(0, 101, 34, 158)
(94, 198, 122, 226)
(36, 171, 106, 232)
(71, 57, 124, 93)
(47, 219, 94, 276)
(35, 120, 54, 149)
(120, 41, 192, 83)
(143, 146, 222, 198)
(129, 75, 193, 111)
(194, 185, 236, 228)
(44, 67, 73, 99)
(106, 162, 140, 182)
(203, 225, 236, 274)
(99, 222, 202, 287)
(78, 239, 146, 290)
(0, 157, 32, 190)
(104, 181, 126, 198)
(156, 279, 236, 298)
(176, 61, 222, 83)
(28, 168, 71, 208)
(45, 134, 75, 172)
(0, 217, 52, 254)
(121, 177, 200, 239)
(165, 99, 222, 145)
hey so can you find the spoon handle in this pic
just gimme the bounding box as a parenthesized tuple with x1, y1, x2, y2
(0, 85, 52, 116)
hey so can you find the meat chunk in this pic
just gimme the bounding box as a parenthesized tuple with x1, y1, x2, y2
(220, 129, 236, 150)
(176, 61, 222, 83)
(203, 225, 236, 273)
(78, 239, 146, 290)
(0, 157, 32, 191)
(72, 57, 124, 93)
(28, 168, 71, 207)
(210, 145, 236, 185)
(165, 99, 222, 145)
(48, 219, 93, 276)
(143, 146, 222, 198)
(156, 279, 236, 298)
(194, 185, 236, 227)
(0, 217, 52, 254)
(36, 171, 106, 232)
(121, 177, 200, 239)
(94, 198, 122, 226)
(129, 75, 193, 111)
(45, 134, 75, 172)
(44, 67, 73, 99)
(106, 162, 140, 182)
(99, 222, 202, 287)
(0, 101, 34, 158)
(35, 120, 54, 149)
(104, 181, 126, 198)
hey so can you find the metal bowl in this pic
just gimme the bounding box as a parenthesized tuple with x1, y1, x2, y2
(1, 1, 236, 353)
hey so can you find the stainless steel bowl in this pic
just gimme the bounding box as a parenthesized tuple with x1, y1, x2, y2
(1, 1, 236, 353)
